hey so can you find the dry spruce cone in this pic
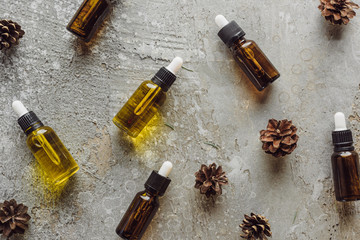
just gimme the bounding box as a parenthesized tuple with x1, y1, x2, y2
(318, 0, 359, 25)
(194, 163, 228, 198)
(0, 20, 25, 50)
(260, 119, 299, 158)
(240, 213, 272, 240)
(0, 199, 31, 238)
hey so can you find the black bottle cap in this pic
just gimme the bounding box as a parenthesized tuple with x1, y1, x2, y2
(332, 130, 353, 146)
(218, 20, 246, 47)
(145, 170, 171, 196)
(18, 111, 44, 135)
(151, 67, 177, 92)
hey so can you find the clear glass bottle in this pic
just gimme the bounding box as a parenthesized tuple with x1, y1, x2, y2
(116, 161, 173, 240)
(215, 15, 280, 91)
(12, 101, 79, 185)
(331, 112, 360, 201)
(67, 0, 111, 42)
(113, 57, 183, 138)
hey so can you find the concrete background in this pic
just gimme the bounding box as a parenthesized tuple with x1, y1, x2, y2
(1, 0, 360, 239)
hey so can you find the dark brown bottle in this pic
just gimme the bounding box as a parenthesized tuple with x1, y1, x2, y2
(116, 162, 172, 239)
(215, 15, 280, 91)
(331, 112, 360, 201)
(67, 0, 111, 42)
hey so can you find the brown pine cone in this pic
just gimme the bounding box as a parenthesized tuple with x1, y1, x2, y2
(240, 213, 272, 240)
(318, 0, 359, 25)
(260, 119, 299, 158)
(194, 163, 228, 198)
(0, 20, 25, 50)
(0, 199, 31, 238)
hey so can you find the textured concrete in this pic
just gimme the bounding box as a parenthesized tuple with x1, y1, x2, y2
(1, 0, 360, 239)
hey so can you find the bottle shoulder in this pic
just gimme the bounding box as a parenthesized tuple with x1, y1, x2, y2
(141, 80, 168, 94)
(26, 126, 55, 139)
(232, 38, 256, 49)
(33, 125, 54, 134)
(332, 150, 359, 159)
(135, 190, 160, 205)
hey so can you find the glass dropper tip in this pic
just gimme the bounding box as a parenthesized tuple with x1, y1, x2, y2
(158, 161, 173, 177)
(215, 15, 229, 29)
(12, 100, 29, 118)
(334, 112, 347, 131)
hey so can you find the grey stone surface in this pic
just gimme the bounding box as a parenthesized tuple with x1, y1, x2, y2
(1, 0, 360, 239)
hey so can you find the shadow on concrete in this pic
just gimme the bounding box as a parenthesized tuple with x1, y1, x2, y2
(262, 153, 288, 176)
(319, 16, 347, 41)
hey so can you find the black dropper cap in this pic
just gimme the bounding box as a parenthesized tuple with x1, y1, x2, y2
(18, 111, 44, 136)
(151, 57, 183, 92)
(332, 130, 354, 151)
(218, 20, 246, 47)
(145, 170, 171, 196)
(151, 67, 177, 92)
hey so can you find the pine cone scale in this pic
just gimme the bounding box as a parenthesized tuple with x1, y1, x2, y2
(0, 199, 31, 238)
(195, 163, 228, 198)
(240, 213, 272, 240)
(260, 119, 298, 157)
(319, 0, 359, 24)
(0, 20, 25, 50)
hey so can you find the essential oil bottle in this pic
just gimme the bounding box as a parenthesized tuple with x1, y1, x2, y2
(331, 112, 360, 201)
(113, 57, 183, 138)
(67, 0, 111, 42)
(215, 15, 280, 91)
(12, 101, 79, 185)
(116, 161, 173, 240)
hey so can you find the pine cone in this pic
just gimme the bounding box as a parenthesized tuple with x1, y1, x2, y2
(0, 199, 31, 238)
(0, 20, 25, 50)
(240, 213, 272, 240)
(194, 163, 228, 198)
(260, 119, 299, 158)
(318, 0, 359, 25)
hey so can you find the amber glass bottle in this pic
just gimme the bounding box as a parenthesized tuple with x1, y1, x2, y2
(116, 161, 173, 240)
(113, 57, 183, 138)
(215, 15, 280, 91)
(12, 101, 79, 185)
(67, 0, 111, 42)
(331, 112, 360, 201)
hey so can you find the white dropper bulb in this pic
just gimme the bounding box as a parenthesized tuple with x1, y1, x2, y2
(334, 112, 347, 131)
(215, 15, 230, 29)
(158, 161, 173, 177)
(12, 101, 29, 118)
(166, 57, 183, 75)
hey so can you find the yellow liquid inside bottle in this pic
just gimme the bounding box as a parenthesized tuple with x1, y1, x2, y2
(26, 126, 79, 185)
(113, 80, 167, 138)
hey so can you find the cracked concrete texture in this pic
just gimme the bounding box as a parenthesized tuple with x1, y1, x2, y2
(1, 0, 360, 239)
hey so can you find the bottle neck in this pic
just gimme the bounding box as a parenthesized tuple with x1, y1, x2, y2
(232, 36, 246, 47)
(144, 170, 171, 196)
(25, 122, 44, 136)
(332, 129, 354, 152)
(334, 143, 355, 152)
(151, 79, 167, 92)
(144, 187, 159, 197)
(17, 111, 44, 136)
(151, 67, 177, 92)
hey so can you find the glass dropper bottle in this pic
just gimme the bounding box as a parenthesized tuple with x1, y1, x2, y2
(12, 101, 79, 185)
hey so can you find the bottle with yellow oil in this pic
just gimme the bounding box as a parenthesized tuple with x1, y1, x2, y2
(12, 101, 79, 185)
(113, 57, 183, 138)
